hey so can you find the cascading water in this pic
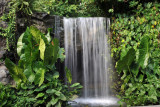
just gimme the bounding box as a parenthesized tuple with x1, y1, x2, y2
(64, 17, 118, 106)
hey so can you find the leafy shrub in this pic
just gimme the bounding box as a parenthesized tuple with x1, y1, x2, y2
(41, 0, 104, 17)
(1, 26, 82, 107)
(116, 36, 160, 106)
(111, 1, 160, 106)
(0, 83, 16, 106)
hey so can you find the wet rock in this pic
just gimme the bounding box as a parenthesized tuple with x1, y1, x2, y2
(30, 13, 56, 33)
(1, 78, 10, 84)
(0, 65, 9, 84)
(0, 63, 15, 85)
(0, 21, 8, 28)
(31, 19, 46, 33)
(0, 66, 7, 78)
(0, 0, 9, 16)
(31, 12, 48, 20)
(0, 37, 6, 59)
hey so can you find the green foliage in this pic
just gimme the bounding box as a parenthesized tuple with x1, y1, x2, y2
(5, 58, 27, 87)
(9, 0, 32, 15)
(116, 36, 160, 106)
(0, 6, 16, 50)
(0, 83, 16, 107)
(65, 67, 72, 84)
(138, 36, 150, 68)
(9, 0, 104, 17)
(117, 48, 135, 71)
(42, 0, 104, 17)
(2, 26, 82, 107)
(111, 2, 160, 106)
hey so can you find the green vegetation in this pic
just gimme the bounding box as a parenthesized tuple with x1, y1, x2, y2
(111, 1, 160, 106)
(0, 26, 82, 107)
(0, 0, 104, 50)
(1, 0, 160, 107)
(45, 0, 104, 17)
(0, 3, 16, 50)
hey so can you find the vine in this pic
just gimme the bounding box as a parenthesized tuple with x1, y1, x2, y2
(0, 3, 16, 50)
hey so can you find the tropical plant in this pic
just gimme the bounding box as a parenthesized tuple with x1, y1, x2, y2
(116, 36, 160, 106)
(110, 1, 160, 106)
(2, 26, 82, 107)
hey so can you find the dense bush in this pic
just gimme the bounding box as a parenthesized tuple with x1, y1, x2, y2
(0, 26, 82, 107)
(111, 1, 160, 106)
(32, 0, 104, 17)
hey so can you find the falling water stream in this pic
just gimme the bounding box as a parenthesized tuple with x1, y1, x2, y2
(64, 17, 118, 107)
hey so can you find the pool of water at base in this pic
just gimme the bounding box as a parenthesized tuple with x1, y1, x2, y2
(69, 97, 120, 107)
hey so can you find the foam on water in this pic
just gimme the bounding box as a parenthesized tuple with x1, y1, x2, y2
(74, 97, 119, 106)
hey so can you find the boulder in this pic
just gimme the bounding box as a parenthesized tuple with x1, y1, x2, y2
(0, 65, 10, 85)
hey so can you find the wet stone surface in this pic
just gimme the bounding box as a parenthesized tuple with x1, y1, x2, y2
(0, 63, 15, 85)
(0, 64, 10, 84)
(0, 37, 6, 59)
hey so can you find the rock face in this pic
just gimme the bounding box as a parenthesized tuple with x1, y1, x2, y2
(0, 0, 9, 16)
(0, 64, 14, 85)
(0, 37, 6, 59)
(0, 0, 8, 59)
(16, 13, 64, 38)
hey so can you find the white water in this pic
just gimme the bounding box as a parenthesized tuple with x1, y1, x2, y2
(64, 17, 118, 106)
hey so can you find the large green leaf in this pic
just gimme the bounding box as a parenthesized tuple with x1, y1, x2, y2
(53, 72, 59, 79)
(36, 93, 45, 99)
(52, 39, 59, 63)
(30, 47, 39, 62)
(46, 89, 61, 96)
(70, 83, 80, 88)
(130, 63, 139, 77)
(24, 45, 32, 65)
(17, 33, 25, 56)
(120, 47, 130, 60)
(59, 94, 66, 101)
(46, 89, 57, 94)
(22, 27, 33, 49)
(39, 38, 45, 60)
(24, 65, 35, 83)
(34, 62, 45, 86)
(17, 27, 32, 57)
(138, 36, 150, 68)
(55, 101, 61, 107)
(65, 67, 72, 84)
(50, 98, 58, 106)
(117, 48, 136, 71)
(30, 26, 41, 44)
(44, 45, 54, 66)
(69, 95, 78, 101)
(5, 58, 27, 84)
(57, 48, 66, 62)
(44, 38, 59, 66)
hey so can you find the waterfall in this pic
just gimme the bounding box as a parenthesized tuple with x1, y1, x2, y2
(64, 17, 118, 106)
